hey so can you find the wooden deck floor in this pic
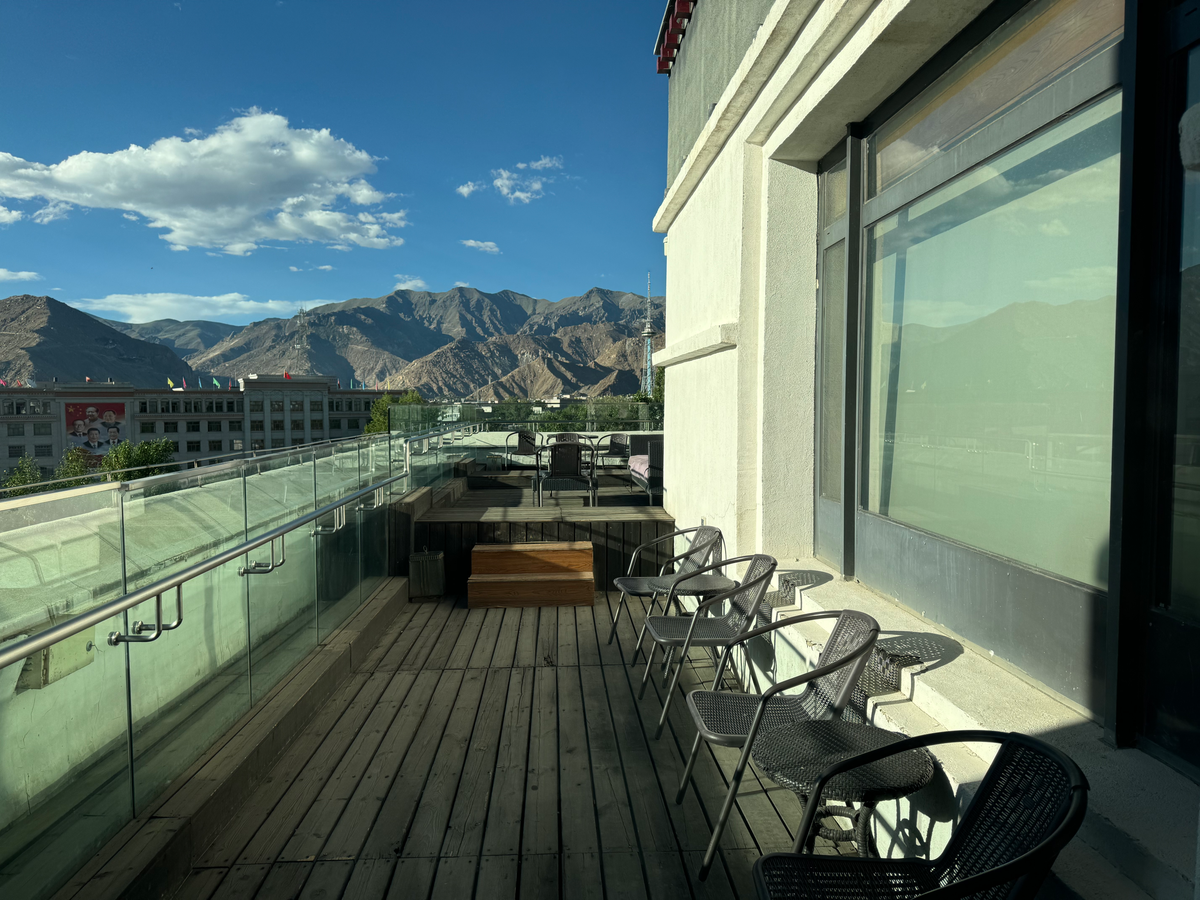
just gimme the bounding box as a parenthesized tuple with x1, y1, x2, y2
(174, 590, 821, 900)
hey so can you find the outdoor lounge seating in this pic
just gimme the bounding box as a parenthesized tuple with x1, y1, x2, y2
(534, 440, 596, 506)
(628, 434, 663, 502)
(606, 524, 725, 647)
(638, 554, 778, 739)
(754, 730, 1089, 900)
(677, 608, 881, 879)
(596, 431, 631, 471)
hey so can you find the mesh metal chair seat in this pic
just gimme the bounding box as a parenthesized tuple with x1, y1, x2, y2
(606, 524, 723, 646)
(638, 554, 778, 741)
(677, 608, 881, 881)
(754, 731, 1090, 900)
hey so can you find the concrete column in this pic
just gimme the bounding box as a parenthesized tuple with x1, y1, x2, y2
(735, 143, 764, 557)
(755, 157, 818, 561)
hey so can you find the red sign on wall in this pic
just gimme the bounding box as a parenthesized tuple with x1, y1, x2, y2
(64, 401, 127, 459)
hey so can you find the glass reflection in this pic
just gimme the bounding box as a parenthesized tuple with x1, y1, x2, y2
(862, 92, 1121, 587)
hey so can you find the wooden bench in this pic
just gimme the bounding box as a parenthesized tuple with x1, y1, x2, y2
(467, 541, 595, 608)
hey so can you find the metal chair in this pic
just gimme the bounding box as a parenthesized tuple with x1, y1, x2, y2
(638, 554, 778, 740)
(605, 524, 726, 649)
(754, 730, 1090, 900)
(552, 431, 582, 443)
(505, 430, 540, 470)
(677, 608, 881, 879)
(596, 432, 631, 472)
(535, 441, 596, 506)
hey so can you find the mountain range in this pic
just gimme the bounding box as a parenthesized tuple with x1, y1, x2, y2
(0, 287, 664, 398)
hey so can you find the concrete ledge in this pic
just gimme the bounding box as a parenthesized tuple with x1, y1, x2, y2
(655, 322, 740, 368)
(52, 577, 410, 900)
(726, 559, 1195, 900)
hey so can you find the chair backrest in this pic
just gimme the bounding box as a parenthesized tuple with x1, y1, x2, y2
(608, 433, 630, 455)
(554, 432, 581, 443)
(648, 438, 664, 473)
(517, 431, 537, 454)
(724, 554, 778, 633)
(549, 442, 584, 476)
(677, 525, 722, 577)
(800, 610, 879, 720)
(935, 736, 1087, 900)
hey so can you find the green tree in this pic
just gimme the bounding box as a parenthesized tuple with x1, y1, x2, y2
(652, 366, 664, 404)
(365, 389, 427, 434)
(100, 438, 178, 480)
(2, 455, 43, 497)
(493, 397, 533, 424)
(54, 446, 93, 490)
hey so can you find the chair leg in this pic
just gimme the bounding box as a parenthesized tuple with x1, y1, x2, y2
(660, 646, 674, 688)
(698, 750, 751, 881)
(655, 645, 687, 740)
(638, 643, 658, 699)
(606, 590, 629, 645)
(675, 731, 704, 804)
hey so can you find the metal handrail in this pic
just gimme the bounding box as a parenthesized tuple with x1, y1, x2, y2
(0, 472, 405, 672)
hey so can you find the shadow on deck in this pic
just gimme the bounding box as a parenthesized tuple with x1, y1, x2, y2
(172, 591, 820, 900)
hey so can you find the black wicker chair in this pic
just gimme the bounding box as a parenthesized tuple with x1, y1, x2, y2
(754, 730, 1089, 900)
(596, 432, 631, 473)
(638, 554, 778, 739)
(535, 441, 596, 506)
(606, 524, 725, 649)
(504, 429, 540, 470)
(678, 609, 881, 880)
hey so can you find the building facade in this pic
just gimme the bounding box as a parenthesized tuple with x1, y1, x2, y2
(0, 374, 383, 476)
(655, 0, 1199, 892)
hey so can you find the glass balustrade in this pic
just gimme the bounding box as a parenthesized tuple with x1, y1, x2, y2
(0, 425, 453, 900)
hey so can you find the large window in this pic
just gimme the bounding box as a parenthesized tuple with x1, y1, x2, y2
(862, 92, 1121, 587)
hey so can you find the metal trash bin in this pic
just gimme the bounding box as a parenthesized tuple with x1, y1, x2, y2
(409, 548, 445, 599)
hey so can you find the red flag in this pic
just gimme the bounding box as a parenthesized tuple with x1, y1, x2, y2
(14, 381, 20, 387)
(284, 371, 292, 380)
(0, 380, 6, 387)
(85, 376, 92, 382)
(183, 377, 187, 389)
(227, 378, 232, 391)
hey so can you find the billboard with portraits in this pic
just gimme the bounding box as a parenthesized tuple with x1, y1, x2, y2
(64, 401, 127, 462)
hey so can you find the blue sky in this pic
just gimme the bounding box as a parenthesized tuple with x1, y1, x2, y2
(0, 0, 668, 324)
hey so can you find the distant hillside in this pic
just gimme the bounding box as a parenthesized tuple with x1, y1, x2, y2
(0, 295, 196, 385)
(101, 317, 239, 354)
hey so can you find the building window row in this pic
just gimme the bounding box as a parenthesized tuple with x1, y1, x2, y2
(138, 398, 244, 414)
(1, 399, 52, 415)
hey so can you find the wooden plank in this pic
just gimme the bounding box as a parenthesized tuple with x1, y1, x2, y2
(489, 608, 521, 669)
(339, 857, 396, 900)
(521, 667, 558, 855)
(681, 850, 739, 900)
(445, 607, 486, 669)
(642, 851, 694, 900)
(510, 521, 527, 544)
(397, 600, 455, 671)
(578, 666, 637, 853)
(471, 543, 593, 575)
(556, 666, 597, 855)
(195, 672, 372, 867)
(518, 854, 559, 900)
(466, 607, 504, 669)
(209, 863, 269, 899)
(359, 668, 466, 859)
(423, 604, 470, 671)
(556, 606, 579, 669)
(600, 851, 647, 900)
(446, 522, 464, 593)
(474, 855, 518, 900)
(438, 667, 511, 858)
(594, 589, 626, 668)
(276, 670, 420, 863)
(399, 668, 489, 858)
(513, 608, 539, 668)
(297, 860, 352, 900)
(480, 668, 534, 857)
(233, 671, 395, 865)
(171, 867, 227, 900)
(375, 601, 436, 671)
(468, 573, 594, 609)
(429, 856, 479, 900)
(561, 852, 603, 900)
(254, 860, 313, 898)
(313, 669, 441, 861)
(574, 594, 601, 668)
(536, 606, 558, 667)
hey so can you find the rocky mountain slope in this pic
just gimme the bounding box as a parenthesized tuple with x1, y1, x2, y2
(101, 318, 239, 355)
(0, 295, 196, 385)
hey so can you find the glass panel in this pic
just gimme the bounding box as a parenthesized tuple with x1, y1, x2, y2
(822, 158, 848, 227)
(862, 92, 1120, 587)
(819, 241, 847, 502)
(867, 0, 1123, 198)
(316, 506, 361, 638)
(122, 467, 250, 809)
(0, 613, 132, 900)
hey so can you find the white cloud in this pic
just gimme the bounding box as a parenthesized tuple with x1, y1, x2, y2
(184, 127, 202, 136)
(375, 211, 409, 226)
(393, 274, 428, 291)
(0, 108, 408, 254)
(492, 169, 543, 204)
(316, 264, 334, 271)
(0, 268, 41, 282)
(461, 239, 500, 254)
(32, 201, 71, 224)
(454, 281, 469, 287)
(71, 292, 307, 323)
(289, 265, 301, 272)
(525, 155, 563, 170)
(0, 206, 21, 224)
(1038, 219, 1070, 237)
(456, 181, 483, 198)
(122, 212, 139, 221)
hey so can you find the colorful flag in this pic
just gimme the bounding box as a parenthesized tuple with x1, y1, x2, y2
(183, 377, 188, 389)
(284, 371, 292, 380)
(227, 378, 232, 391)
(338, 379, 341, 389)
(0, 380, 7, 387)
(14, 381, 21, 387)
(85, 376, 92, 382)
(212, 377, 220, 389)
(167, 377, 175, 388)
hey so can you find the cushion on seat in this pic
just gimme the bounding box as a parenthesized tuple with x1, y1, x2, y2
(629, 454, 652, 479)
